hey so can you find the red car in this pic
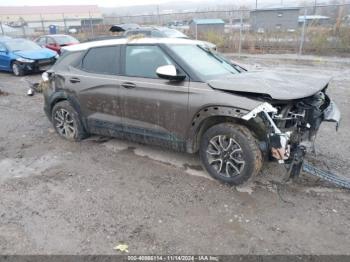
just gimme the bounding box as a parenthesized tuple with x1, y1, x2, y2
(35, 34, 79, 54)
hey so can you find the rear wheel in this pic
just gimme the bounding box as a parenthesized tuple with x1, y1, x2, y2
(51, 101, 87, 141)
(199, 123, 262, 185)
(12, 62, 24, 76)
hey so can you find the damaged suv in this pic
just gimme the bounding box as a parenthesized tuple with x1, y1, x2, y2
(42, 38, 340, 185)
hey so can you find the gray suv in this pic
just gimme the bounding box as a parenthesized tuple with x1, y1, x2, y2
(42, 38, 340, 185)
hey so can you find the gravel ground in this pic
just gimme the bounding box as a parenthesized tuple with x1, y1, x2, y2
(0, 58, 349, 255)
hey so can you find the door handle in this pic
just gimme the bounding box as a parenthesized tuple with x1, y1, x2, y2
(69, 77, 80, 83)
(121, 82, 136, 89)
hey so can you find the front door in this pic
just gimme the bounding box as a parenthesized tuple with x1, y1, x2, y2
(120, 44, 189, 149)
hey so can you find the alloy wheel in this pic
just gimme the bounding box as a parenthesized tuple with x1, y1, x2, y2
(54, 109, 76, 139)
(206, 135, 245, 178)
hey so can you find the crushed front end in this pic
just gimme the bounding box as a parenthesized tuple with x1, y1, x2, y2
(242, 87, 341, 179)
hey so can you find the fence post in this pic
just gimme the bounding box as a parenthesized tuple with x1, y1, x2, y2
(40, 14, 45, 33)
(22, 24, 26, 38)
(238, 10, 243, 57)
(0, 21, 4, 36)
(299, 8, 307, 56)
(195, 22, 198, 40)
(89, 11, 94, 38)
(157, 5, 160, 25)
(62, 13, 67, 33)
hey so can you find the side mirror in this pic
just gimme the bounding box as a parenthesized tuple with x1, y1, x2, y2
(156, 65, 186, 81)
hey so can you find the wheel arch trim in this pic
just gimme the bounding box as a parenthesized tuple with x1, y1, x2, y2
(186, 106, 249, 153)
(49, 91, 88, 131)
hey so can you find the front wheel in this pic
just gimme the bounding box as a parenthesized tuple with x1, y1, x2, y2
(12, 62, 24, 76)
(199, 123, 262, 185)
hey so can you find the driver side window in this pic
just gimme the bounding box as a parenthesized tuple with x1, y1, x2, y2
(125, 45, 173, 79)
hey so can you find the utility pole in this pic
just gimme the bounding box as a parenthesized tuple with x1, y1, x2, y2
(299, 8, 307, 56)
(157, 5, 160, 25)
(255, 0, 258, 9)
(238, 11, 243, 57)
(314, 0, 317, 15)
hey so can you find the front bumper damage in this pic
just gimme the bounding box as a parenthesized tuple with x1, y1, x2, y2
(242, 102, 292, 162)
(17, 58, 56, 73)
(242, 96, 341, 178)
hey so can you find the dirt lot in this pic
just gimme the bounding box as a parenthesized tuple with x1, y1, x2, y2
(0, 58, 349, 255)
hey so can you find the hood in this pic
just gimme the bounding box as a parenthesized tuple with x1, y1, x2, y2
(14, 48, 56, 60)
(208, 70, 331, 100)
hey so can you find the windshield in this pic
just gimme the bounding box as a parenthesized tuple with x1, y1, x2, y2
(54, 35, 79, 45)
(169, 44, 240, 80)
(162, 29, 188, 38)
(5, 39, 41, 52)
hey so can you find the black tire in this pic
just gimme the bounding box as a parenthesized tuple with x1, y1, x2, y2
(199, 123, 262, 185)
(12, 62, 24, 76)
(51, 100, 87, 141)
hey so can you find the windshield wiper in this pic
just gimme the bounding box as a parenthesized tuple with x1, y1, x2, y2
(198, 45, 224, 63)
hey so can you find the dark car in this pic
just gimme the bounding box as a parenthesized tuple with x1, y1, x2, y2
(35, 34, 79, 54)
(42, 38, 340, 185)
(0, 38, 58, 76)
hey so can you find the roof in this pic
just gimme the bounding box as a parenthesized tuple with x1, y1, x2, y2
(190, 19, 225, 25)
(63, 37, 205, 52)
(0, 5, 100, 15)
(252, 6, 300, 12)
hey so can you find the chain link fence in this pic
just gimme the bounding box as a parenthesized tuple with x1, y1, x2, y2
(1, 3, 349, 56)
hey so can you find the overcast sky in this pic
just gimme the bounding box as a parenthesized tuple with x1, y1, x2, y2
(0, 0, 205, 7)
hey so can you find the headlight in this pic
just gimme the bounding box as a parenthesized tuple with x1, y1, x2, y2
(16, 57, 35, 63)
(55, 54, 59, 59)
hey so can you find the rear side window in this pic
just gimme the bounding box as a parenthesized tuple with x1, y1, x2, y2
(54, 51, 83, 70)
(82, 46, 120, 75)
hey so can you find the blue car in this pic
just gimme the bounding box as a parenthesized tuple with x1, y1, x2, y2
(0, 38, 58, 76)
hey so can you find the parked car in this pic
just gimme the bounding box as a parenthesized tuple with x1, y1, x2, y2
(35, 34, 79, 54)
(123, 26, 189, 38)
(0, 38, 58, 76)
(109, 25, 217, 50)
(42, 38, 340, 185)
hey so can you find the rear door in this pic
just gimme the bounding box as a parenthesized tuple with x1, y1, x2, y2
(119, 44, 189, 148)
(66, 45, 124, 136)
